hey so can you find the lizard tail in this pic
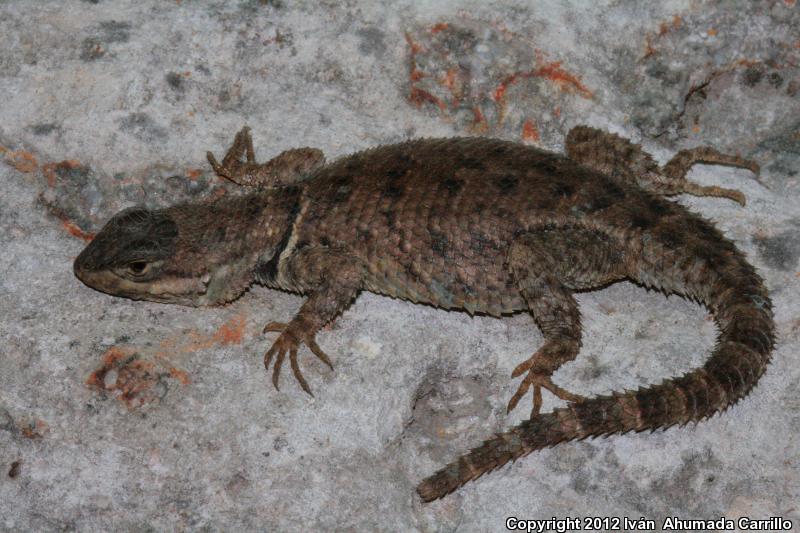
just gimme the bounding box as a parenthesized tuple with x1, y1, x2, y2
(417, 222, 774, 502)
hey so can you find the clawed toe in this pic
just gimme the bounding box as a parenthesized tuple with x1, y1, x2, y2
(262, 323, 334, 395)
(206, 126, 253, 183)
(206, 151, 227, 177)
(683, 182, 747, 207)
(507, 370, 585, 417)
(263, 321, 288, 333)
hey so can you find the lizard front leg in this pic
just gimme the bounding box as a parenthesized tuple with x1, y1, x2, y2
(207, 126, 325, 188)
(262, 248, 363, 395)
(565, 125, 759, 206)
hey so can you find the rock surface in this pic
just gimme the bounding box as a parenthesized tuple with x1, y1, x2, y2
(1, 1, 798, 530)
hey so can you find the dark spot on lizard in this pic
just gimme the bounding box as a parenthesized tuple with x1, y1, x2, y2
(244, 198, 263, 219)
(382, 208, 397, 228)
(570, 401, 604, 435)
(644, 196, 670, 217)
(430, 230, 450, 259)
(441, 178, 463, 196)
(383, 184, 403, 199)
(551, 181, 575, 198)
(630, 213, 656, 230)
(319, 236, 331, 247)
(635, 388, 669, 426)
(215, 227, 226, 242)
(495, 175, 518, 194)
(385, 168, 406, 180)
(469, 232, 498, 254)
(658, 228, 685, 250)
(580, 192, 612, 213)
(691, 242, 723, 265)
(461, 157, 485, 170)
(331, 176, 353, 203)
(536, 157, 559, 174)
(491, 145, 509, 155)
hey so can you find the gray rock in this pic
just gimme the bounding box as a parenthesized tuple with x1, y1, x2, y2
(1, 1, 798, 530)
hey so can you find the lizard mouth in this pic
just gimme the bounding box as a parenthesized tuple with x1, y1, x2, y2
(74, 265, 210, 306)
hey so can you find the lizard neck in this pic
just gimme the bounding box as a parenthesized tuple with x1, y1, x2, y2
(164, 186, 303, 305)
(254, 189, 305, 292)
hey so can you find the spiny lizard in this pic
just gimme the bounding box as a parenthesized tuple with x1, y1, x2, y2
(73, 126, 774, 501)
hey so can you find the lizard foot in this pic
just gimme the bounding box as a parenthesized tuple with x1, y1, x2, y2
(206, 126, 254, 183)
(262, 321, 334, 396)
(666, 147, 762, 207)
(506, 355, 585, 417)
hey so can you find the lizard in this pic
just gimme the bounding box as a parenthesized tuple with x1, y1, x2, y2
(72, 125, 774, 502)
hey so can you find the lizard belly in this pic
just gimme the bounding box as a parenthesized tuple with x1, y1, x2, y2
(361, 253, 526, 316)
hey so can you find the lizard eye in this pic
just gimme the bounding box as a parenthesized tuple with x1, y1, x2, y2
(114, 259, 164, 281)
(127, 260, 150, 276)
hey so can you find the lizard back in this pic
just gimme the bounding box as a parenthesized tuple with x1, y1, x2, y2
(290, 137, 631, 315)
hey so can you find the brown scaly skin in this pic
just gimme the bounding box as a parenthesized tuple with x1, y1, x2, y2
(73, 126, 774, 502)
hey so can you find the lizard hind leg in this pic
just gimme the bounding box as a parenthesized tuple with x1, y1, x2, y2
(565, 125, 759, 206)
(206, 126, 326, 188)
(506, 227, 626, 417)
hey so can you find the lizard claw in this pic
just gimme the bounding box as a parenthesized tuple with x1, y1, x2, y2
(262, 322, 334, 396)
(507, 367, 585, 417)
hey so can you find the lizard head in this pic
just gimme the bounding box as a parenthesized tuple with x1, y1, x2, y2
(73, 201, 263, 306)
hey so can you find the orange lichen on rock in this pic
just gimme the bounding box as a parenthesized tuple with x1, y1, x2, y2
(409, 87, 447, 112)
(2, 148, 39, 173)
(215, 314, 247, 345)
(536, 61, 594, 98)
(659, 15, 682, 36)
(185, 168, 203, 180)
(169, 367, 191, 385)
(182, 313, 248, 353)
(470, 106, 488, 134)
(87, 345, 188, 409)
(19, 418, 49, 439)
(644, 14, 684, 58)
(61, 220, 95, 242)
(406, 31, 449, 113)
(493, 60, 593, 104)
(42, 160, 83, 187)
(522, 119, 540, 143)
